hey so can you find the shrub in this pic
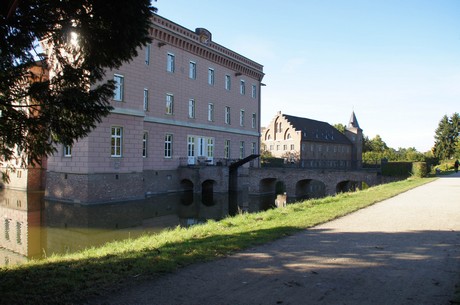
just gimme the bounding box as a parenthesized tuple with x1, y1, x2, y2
(412, 162, 428, 178)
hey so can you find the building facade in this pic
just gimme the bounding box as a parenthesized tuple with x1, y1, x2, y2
(261, 111, 362, 169)
(45, 15, 264, 203)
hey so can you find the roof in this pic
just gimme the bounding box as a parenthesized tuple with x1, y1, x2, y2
(348, 111, 361, 129)
(283, 114, 352, 145)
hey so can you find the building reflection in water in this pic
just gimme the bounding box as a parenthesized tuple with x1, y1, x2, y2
(0, 188, 274, 267)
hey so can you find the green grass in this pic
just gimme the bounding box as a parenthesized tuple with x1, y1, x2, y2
(0, 177, 434, 305)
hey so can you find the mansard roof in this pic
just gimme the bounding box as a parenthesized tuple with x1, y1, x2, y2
(283, 114, 352, 145)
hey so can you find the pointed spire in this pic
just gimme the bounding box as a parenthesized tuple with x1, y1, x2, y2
(348, 111, 360, 129)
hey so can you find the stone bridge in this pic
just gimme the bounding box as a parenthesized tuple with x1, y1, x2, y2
(247, 167, 380, 201)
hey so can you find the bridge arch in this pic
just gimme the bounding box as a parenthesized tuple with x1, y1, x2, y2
(202, 179, 216, 206)
(180, 179, 194, 205)
(336, 180, 361, 193)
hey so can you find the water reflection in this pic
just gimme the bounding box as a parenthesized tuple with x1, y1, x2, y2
(0, 188, 275, 267)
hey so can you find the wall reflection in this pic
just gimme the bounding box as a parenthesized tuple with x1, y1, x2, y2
(0, 188, 271, 267)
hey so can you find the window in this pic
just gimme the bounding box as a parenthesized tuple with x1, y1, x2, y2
(167, 53, 175, 72)
(111, 126, 123, 157)
(188, 99, 195, 118)
(143, 89, 149, 111)
(224, 140, 230, 159)
(252, 142, 256, 154)
(225, 75, 231, 90)
(142, 132, 148, 158)
(16, 221, 22, 245)
(251, 113, 256, 128)
(239, 109, 245, 126)
(208, 103, 214, 121)
(283, 144, 287, 150)
(145, 43, 151, 65)
(207, 138, 214, 158)
(113, 74, 124, 101)
(164, 134, 173, 158)
(208, 68, 215, 85)
(252, 84, 257, 98)
(240, 80, 246, 95)
(188, 136, 195, 157)
(64, 145, 72, 157)
(4, 218, 10, 241)
(290, 144, 295, 150)
(189, 61, 196, 79)
(225, 106, 231, 124)
(240, 141, 245, 159)
(166, 94, 174, 114)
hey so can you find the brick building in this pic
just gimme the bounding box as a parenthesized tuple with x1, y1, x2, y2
(44, 15, 265, 203)
(261, 111, 362, 169)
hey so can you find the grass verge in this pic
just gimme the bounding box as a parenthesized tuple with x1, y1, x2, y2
(0, 177, 434, 304)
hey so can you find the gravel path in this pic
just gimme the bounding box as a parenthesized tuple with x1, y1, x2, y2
(91, 174, 460, 305)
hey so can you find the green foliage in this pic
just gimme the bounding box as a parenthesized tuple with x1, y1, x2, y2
(1, 0, 155, 179)
(333, 123, 346, 134)
(411, 162, 428, 178)
(381, 162, 413, 177)
(432, 113, 460, 160)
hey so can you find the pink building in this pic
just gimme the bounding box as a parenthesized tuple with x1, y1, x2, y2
(45, 15, 265, 203)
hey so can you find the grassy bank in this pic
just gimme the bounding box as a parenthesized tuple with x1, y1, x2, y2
(0, 178, 434, 304)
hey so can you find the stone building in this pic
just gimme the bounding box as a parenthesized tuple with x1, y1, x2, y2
(44, 14, 265, 203)
(261, 111, 362, 169)
(0, 64, 48, 191)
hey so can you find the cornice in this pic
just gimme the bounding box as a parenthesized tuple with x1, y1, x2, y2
(150, 15, 265, 81)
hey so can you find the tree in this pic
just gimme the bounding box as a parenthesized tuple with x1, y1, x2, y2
(333, 123, 346, 134)
(1, 0, 155, 181)
(432, 113, 459, 160)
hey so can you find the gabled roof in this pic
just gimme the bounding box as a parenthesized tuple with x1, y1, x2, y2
(283, 114, 352, 145)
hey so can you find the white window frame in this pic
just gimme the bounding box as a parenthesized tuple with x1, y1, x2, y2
(143, 132, 148, 158)
(143, 88, 149, 111)
(224, 139, 230, 159)
(187, 136, 195, 157)
(189, 61, 196, 79)
(167, 53, 175, 72)
(113, 74, 124, 101)
(166, 93, 174, 115)
(111, 126, 123, 157)
(251, 84, 257, 98)
(225, 106, 231, 125)
(145, 43, 151, 65)
(188, 99, 195, 119)
(240, 141, 245, 159)
(207, 138, 214, 158)
(225, 74, 231, 90)
(208, 103, 214, 122)
(239, 109, 245, 126)
(240, 80, 246, 95)
(164, 134, 173, 158)
(64, 145, 72, 157)
(208, 68, 215, 85)
(252, 142, 257, 154)
(251, 113, 256, 128)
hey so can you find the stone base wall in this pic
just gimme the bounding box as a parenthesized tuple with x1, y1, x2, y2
(45, 166, 232, 204)
(46, 171, 145, 204)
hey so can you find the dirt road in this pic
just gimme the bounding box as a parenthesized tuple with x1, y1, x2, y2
(91, 174, 460, 305)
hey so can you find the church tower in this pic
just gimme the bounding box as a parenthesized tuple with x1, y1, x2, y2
(344, 111, 363, 169)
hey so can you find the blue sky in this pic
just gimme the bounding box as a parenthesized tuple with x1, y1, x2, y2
(157, 0, 460, 152)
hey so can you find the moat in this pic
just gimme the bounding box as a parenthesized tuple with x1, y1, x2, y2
(0, 188, 276, 267)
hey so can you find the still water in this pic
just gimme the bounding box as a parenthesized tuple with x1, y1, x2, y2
(0, 188, 274, 267)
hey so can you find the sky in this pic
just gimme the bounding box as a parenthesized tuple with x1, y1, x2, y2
(157, 0, 460, 152)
